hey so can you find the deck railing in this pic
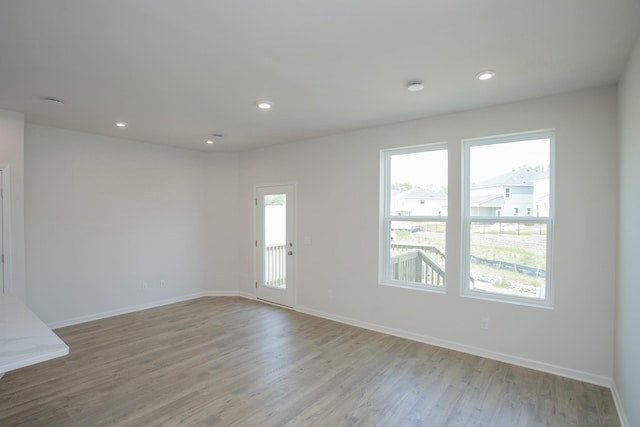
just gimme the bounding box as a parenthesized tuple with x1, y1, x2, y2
(265, 243, 287, 288)
(391, 243, 445, 266)
(390, 243, 445, 286)
(264, 242, 449, 288)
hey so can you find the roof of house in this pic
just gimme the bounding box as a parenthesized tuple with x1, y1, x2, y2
(472, 168, 548, 188)
(470, 195, 505, 207)
(392, 187, 447, 200)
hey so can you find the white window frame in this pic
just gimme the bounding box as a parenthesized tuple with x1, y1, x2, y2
(379, 143, 447, 292)
(461, 131, 555, 308)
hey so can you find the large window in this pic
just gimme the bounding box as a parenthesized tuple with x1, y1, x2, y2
(380, 144, 447, 291)
(462, 132, 554, 306)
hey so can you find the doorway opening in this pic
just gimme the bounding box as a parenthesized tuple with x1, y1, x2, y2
(255, 184, 296, 308)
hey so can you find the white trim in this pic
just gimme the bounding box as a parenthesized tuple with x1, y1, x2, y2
(379, 143, 449, 290)
(296, 304, 613, 388)
(461, 131, 555, 308)
(200, 290, 241, 297)
(611, 380, 629, 427)
(0, 166, 13, 294)
(47, 291, 239, 329)
(239, 291, 256, 300)
(256, 298, 296, 311)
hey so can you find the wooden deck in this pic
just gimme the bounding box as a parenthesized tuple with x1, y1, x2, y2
(0, 297, 619, 426)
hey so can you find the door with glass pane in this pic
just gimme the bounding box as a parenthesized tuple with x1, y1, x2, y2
(255, 185, 295, 307)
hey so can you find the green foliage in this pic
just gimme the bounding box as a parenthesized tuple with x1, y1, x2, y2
(517, 163, 549, 172)
(265, 194, 286, 205)
(492, 278, 511, 288)
(391, 182, 413, 191)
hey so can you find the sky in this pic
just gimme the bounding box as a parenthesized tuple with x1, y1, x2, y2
(390, 138, 550, 187)
(391, 149, 448, 188)
(470, 138, 550, 182)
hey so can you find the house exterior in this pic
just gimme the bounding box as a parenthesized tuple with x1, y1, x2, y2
(389, 168, 548, 225)
(470, 168, 549, 217)
(390, 187, 448, 217)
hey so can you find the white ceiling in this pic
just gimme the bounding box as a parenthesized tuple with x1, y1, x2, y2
(1, 0, 639, 152)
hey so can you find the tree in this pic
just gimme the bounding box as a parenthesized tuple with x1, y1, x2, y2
(265, 194, 286, 205)
(391, 182, 413, 191)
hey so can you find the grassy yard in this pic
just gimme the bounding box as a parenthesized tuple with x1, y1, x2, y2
(391, 225, 547, 297)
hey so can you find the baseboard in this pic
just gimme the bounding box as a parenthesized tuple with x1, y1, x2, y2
(296, 305, 613, 388)
(611, 380, 629, 427)
(238, 291, 256, 300)
(45, 293, 614, 389)
(200, 290, 241, 297)
(47, 291, 239, 329)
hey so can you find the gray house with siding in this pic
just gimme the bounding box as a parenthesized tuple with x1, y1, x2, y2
(470, 168, 549, 217)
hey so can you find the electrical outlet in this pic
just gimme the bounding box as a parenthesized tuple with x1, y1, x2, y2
(160, 280, 166, 288)
(142, 282, 149, 290)
(480, 317, 490, 330)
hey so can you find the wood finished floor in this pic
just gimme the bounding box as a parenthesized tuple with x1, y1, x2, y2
(0, 297, 619, 427)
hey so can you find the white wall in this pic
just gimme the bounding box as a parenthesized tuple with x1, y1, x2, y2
(25, 124, 240, 325)
(17, 83, 623, 391)
(0, 109, 27, 301)
(616, 35, 640, 427)
(239, 86, 618, 384)
(204, 150, 241, 295)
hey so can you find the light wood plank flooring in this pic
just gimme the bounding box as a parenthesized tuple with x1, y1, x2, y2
(0, 297, 619, 426)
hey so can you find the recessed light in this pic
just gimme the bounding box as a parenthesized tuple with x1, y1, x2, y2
(407, 81, 424, 92)
(206, 134, 224, 145)
(257, 101, 272, 110)
(476, 70, 496, 81)
(116, 122, 127, 128)
(41, 96, 65, 105)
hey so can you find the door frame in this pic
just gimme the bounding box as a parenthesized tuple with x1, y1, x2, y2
(253, 182, 297, 308)
(0, 166, 12, 294)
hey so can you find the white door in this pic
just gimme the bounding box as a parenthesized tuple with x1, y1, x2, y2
(255, 184, 295, 307)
